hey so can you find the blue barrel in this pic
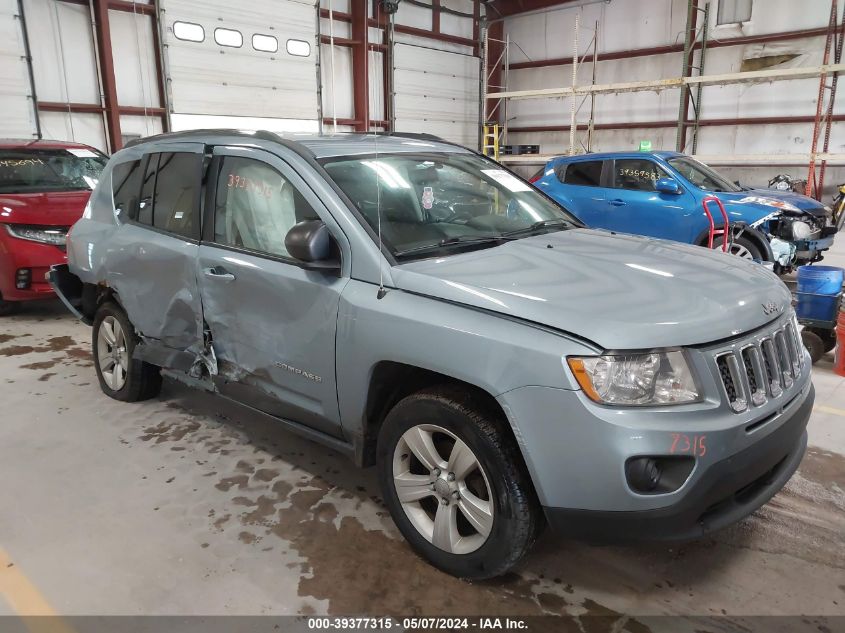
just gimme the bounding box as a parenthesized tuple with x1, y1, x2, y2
(796, 265, 844, 321)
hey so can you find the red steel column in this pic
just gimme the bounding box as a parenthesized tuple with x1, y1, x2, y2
(351, 0, 369, 132)
(473, 0, 480, 57)
(93, 0, 122, 151)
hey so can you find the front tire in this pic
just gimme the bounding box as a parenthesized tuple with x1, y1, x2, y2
(712, 235, 762, 261)
(92, 302, 162, 401)
(377, 386, 542, 579)
(0, 295, 19, 316)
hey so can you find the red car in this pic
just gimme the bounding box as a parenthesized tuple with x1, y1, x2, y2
(0, 139, 107, 315)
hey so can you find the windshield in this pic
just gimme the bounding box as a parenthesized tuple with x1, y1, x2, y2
(321, 152, 579, 259)
(667, 156, 741, 193)
(0, 148, 107, 194)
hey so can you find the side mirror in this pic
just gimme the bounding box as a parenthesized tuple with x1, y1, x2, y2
(284, 220, 338, 269)
(655, 178, 682, 195)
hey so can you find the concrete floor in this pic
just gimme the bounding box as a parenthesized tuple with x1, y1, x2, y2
(0, 253, 844, 621)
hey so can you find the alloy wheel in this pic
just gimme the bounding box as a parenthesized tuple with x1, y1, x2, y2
(97, 315, 129, 391)
(728, 243, 754, 259)
(392, 424, 494, 554)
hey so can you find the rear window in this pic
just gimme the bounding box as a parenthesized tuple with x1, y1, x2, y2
(133, 152, 201, 239)
(111, 160, 142, 219)
(0, 148, 107, 194)
(561, 160, 603, 187)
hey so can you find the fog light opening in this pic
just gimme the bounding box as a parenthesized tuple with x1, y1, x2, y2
(15, 268, 31, 290)
(625, 456, 695, 495)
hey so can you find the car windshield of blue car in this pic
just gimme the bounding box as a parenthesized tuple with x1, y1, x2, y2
(0, 149, 108, 194)
(321, 152, 580, 259)
(667, 156, 741, 193)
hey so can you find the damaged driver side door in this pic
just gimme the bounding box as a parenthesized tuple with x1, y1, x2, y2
(197, 147, 348, 439)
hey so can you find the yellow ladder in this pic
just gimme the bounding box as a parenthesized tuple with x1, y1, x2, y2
(482, 123, 500, 160)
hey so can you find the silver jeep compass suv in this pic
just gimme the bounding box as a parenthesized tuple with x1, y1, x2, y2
(50, 130, 813, 579)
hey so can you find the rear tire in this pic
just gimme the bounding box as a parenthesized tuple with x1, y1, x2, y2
(802, 330, 825, 364)
(376, 385, 542, 579)
(712, 235, 763, 261)
(92, 302, 162, 402)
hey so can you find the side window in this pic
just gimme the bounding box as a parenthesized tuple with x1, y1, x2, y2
(137, 154, 158, 225)
(613, 159, 668, 192)
(111, 159, 142, 219)
(561, 161, 603, 187)
(152, 153, 201, 239)
(214, 157, 319, 258)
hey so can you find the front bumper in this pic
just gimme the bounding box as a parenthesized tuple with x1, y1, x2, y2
(543, 383, 811, 542)
(793, 235, 834, 260)
(497, 310, 813, 540)
(0, 227, 66, 302)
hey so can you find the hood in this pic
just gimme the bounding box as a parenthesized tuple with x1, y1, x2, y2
(714, 189, 826, 222)
(392, 229, 791, 350)
(747, 188, 826, 212)
(0, 190, 92, 227)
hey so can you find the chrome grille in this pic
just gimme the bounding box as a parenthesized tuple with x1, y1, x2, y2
(715, 317, 804, 413)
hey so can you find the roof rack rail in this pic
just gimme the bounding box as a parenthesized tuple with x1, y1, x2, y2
(385, 132, 448, 143)
(123, 128, 285, 149)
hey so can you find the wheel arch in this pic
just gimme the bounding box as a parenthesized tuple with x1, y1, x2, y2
(693, 226, 773, 261)
(358, 361, 521, 470)
(82, 283, 123, 322)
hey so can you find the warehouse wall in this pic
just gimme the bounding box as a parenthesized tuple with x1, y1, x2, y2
(162, 0, 320, 134)
(501, 0, 844, 193)
(110, 4, 162, 142)
(6, 0, 163, 152)
(320, 0, 479, 142)
(0, 0, 37, 139)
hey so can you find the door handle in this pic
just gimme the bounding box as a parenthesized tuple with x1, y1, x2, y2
(609, 199, 627, 206)
(202, 266, 236, 282)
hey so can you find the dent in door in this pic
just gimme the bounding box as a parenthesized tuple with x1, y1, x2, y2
(199, 251, 346, 430)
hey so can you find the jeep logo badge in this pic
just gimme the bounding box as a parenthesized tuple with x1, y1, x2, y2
(762, 301, 781, 315)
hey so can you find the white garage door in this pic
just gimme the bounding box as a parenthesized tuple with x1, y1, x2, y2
(161, 0, 318, 123)
(393, 43, 480, 148)
(0, 0, 36, 139)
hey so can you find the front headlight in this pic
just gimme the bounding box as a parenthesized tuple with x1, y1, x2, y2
(791, 221, 813, 240)
(567, 350, 701, 406)
(5, 224, 67, 246)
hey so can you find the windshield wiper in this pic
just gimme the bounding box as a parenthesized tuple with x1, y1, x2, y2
(394, 235, 512, 258)
(501, 219, 572, 237)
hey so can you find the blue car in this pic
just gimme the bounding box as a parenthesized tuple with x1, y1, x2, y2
(532, 151, 835, 273)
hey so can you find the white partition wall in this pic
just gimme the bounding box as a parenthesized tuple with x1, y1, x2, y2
(0, 0, 36, 139)
(161, 0, 320, 130)
(393, 42, 480, 147)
